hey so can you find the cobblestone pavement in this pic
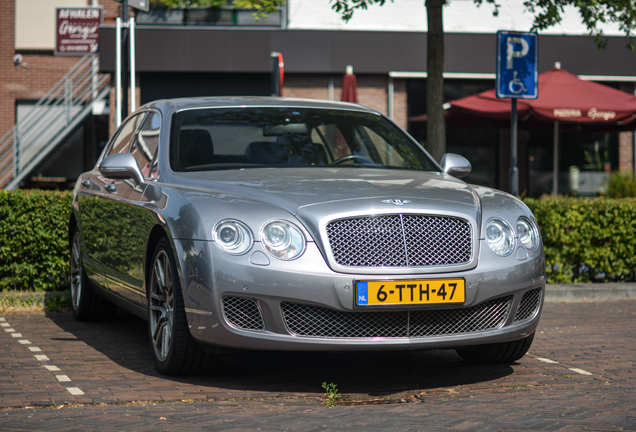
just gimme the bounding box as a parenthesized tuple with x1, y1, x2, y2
(1, 299, 635, 431)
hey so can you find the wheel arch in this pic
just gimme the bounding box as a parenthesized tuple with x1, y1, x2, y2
(68, 213, 78, 247)
(144, 224, 170, 297)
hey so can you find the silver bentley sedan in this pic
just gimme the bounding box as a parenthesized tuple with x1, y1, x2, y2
(70, 97, 545, 375)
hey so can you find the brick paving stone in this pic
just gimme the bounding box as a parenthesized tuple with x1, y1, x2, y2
(0, 300, 635, 430)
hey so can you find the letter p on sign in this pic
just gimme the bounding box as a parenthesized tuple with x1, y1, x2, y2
(507, 37, 529, 69)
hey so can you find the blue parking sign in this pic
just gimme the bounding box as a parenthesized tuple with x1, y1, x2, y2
(496, 31, 538, 99)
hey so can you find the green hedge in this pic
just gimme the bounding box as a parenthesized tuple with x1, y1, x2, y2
(1, 190, 636, 290)
(525, 197, 636, 283)
(0, 190, 72, 291)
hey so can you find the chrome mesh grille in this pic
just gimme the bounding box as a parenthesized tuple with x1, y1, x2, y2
(222, 296, 265, 331)
(326, 214, 472, 267)
(514, 288, 542, 322)
(281, 297, 512, 339)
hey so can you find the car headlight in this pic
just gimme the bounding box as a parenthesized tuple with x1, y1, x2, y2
(260, 220, 306, 260)
(485, 218, 515, 256)
(517, 217, 538, 249)
(213, 220, 253, 255)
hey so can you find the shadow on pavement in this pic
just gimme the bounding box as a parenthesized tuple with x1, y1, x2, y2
(46, 308, 514, 397)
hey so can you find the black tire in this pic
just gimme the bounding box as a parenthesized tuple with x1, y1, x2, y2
(148, 237, 213, 376)
(69, 228, 117, 321)
(456, 333, 535, 364)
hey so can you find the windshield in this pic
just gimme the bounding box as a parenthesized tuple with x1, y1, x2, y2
(169, 107, 438, 172)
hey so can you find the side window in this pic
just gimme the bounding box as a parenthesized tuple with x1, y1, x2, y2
(106, 113, 145, 158)
(130, 111, 161, 178)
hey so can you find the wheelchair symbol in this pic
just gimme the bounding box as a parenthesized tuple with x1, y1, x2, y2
(509, 71, 527, 94)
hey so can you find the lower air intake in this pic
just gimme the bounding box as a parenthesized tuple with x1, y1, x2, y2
(222, 296, 265, 331)
(282, 296, 512, 338)
(514, 288, 542, 322)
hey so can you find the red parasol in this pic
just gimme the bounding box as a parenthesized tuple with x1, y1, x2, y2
(440, 66, 636, 126)
(411, 65, 636, 193)
(341, 65, 358, 103)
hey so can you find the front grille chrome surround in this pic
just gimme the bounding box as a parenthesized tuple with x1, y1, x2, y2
(326, 214, 472, 268)
(281, 296, 512, 339)
(222, 296, 265, 331)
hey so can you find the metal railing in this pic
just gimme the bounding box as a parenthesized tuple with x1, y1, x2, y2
(0, 55, 111, 189)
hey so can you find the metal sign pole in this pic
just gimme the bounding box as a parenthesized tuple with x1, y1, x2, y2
(510, 98, 518, 196)
(115, 17, 122, 127)
(496, 31, 538, 197)
(129, 18, 136, 113)
(120, 0, 129, 123)
(270, 52, 280, 96)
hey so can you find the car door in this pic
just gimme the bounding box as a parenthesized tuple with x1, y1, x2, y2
(79, 112, 147, 305)
(106, 110, 163, 305)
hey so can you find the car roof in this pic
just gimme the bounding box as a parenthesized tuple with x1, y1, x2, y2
(139, 96, 380, 115)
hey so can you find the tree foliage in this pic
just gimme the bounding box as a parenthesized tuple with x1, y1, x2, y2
(519, 0, 636, 49)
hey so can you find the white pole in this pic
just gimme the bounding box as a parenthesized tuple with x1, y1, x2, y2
(129, 18, 136, 113)
(328, 77, 334, 101)
(91, 0, 99, 103)
(552, 120, 559, 195)
(115, 17, 122, 128)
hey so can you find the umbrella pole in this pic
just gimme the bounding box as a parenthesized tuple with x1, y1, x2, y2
(552, 121, 560, 195)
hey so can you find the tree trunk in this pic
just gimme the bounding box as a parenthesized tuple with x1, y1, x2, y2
(426, 0, 446, 162)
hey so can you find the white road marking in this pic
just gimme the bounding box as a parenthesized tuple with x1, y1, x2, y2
(536, 357, 559, 364)
(568, 367, 593, 376)
(4, 319, 88, 400)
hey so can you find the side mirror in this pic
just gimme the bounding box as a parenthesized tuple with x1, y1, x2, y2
(441, 153, 471, 179)
(99, 153, 144, 185)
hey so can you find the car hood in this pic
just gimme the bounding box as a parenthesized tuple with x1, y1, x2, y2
(171, 168, 480, 216)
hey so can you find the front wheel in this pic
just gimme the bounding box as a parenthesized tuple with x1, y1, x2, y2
(148, 237, 213, 375)
(455, 333, 535, 364)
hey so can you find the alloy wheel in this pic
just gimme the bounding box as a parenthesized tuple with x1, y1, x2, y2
(149, 250, 175, 362)
(70, 232, 83, 311)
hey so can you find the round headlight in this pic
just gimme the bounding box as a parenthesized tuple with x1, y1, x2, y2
(260, 220, 306, 260)
(213, 220, 253, 255)
(485, 218, 515, 256)
(517, 217, 538, 249)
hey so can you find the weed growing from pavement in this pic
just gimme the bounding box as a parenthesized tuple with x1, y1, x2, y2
(321, 382, 341, 407)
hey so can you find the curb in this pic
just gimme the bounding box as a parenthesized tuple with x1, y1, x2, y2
(545, 283, 636, 301)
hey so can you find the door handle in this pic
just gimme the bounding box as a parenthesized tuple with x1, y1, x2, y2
(105, 183, 117, 193)
(81, 179, 91, 188)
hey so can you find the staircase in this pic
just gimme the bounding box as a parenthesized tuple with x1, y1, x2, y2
(0, 55, 111, 190)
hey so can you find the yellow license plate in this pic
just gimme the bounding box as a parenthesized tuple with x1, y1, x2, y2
(356, 279, 465, 306)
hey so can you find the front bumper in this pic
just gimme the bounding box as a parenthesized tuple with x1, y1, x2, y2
(175, 239, 545, 351)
